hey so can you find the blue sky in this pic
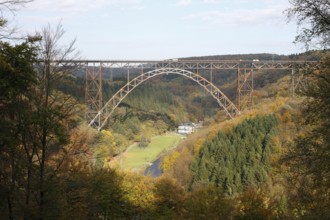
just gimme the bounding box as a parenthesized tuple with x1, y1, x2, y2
(11, 0, 301, 59)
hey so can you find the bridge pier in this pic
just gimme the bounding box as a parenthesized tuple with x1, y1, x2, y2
(290, 65, 309, 98)
(237, 67, 254, 111)
(85, 62, 103, 126)
(290, 67, 295, 97)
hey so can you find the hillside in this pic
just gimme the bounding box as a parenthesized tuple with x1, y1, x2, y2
(2, 0, 329, 218)
(72, 52, 323, 160)
(190, 114, 279, 194)
(2, 45, 329, 219)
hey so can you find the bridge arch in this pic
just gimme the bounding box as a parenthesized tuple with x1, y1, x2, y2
(89, 68, 240, 131)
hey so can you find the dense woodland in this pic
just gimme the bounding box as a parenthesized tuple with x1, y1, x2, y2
(191, 115, 279, 194)
(0, 0, 330, 219)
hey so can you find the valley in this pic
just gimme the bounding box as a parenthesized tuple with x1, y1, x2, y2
(1, 0, 329, 218)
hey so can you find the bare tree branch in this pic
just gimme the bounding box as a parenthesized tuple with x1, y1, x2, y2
(0, 0, 34, 39)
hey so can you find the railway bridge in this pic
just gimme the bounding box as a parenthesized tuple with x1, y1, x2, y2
(73, 59, 316, 131)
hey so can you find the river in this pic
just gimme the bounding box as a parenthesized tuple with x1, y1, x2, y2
(144, 158, 163, 177)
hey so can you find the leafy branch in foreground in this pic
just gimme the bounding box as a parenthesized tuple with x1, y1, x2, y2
(286, 0, 330, 49)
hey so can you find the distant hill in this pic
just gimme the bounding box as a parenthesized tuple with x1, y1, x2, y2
(180, 53, 288, 61)
(179, 50, 324, 61)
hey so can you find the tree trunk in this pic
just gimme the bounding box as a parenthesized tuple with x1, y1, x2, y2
(39, 61, 50, 220)
(7, 193, 14, 220)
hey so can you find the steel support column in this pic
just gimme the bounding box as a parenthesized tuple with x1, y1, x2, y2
(290, 67, 295, 97)
(237, 67, 254, 111)
(85, 62, 103, 126)
(290, 65, 308, 98)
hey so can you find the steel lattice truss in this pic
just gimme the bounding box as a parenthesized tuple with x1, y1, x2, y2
(80, 59, 318, 131)
(85, 63, 102, 124)
(75, 59, 317, 70)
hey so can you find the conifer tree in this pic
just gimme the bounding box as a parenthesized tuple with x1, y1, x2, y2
(190, 115, 278, 194)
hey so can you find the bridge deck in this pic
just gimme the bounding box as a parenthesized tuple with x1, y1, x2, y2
(64, 59, 319, 70)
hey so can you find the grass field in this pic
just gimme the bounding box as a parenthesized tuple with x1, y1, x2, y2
(116, 133, 182, 170)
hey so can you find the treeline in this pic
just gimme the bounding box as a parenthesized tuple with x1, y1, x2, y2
(191, 115, 279, 194)
(181, 51, 323, 61)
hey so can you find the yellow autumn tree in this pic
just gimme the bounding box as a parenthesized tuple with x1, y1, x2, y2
(93, 130, 117, 169)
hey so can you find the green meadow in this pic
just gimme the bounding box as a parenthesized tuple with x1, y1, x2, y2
(119, 133, 183, 170)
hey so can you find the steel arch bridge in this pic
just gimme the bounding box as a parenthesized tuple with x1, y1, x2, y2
(81, 59, 317, 131)
(88, 68, 240, 131)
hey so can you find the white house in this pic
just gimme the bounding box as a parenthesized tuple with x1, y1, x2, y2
(178, 122, 196, 135)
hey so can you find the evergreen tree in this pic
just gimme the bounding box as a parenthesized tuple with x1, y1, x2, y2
(190, 115, 278, 194)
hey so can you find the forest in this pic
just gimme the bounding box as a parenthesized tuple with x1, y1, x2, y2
(190, 114, 279, 194)
(0, 0, 329, 219)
